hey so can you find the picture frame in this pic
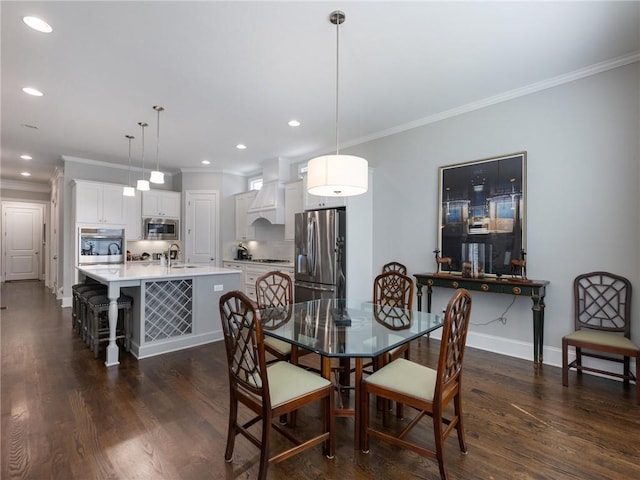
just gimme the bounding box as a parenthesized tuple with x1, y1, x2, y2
(437, 152, 526, 277)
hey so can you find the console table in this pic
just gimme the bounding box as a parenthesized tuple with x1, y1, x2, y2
(413, 273, 549, 368)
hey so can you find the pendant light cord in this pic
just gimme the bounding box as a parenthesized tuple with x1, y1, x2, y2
(154, 106, 164, 171)
(335, 15, 340, 156)
(138, 122, 147, 178)
(126, 135, 133, 186)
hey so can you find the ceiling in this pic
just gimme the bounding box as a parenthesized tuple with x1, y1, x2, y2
(2, 1, 639, 185)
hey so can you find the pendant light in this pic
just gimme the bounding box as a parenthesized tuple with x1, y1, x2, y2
(123, 134, 136, 197)
(136, 122, 150, 191)
(307, 10, 368, 197)
(149, 105, 165, 184)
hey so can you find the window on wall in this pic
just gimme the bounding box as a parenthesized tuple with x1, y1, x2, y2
(249, 177, 263, 190)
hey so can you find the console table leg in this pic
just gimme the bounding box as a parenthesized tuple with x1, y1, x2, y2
(531, 293, 545, 370)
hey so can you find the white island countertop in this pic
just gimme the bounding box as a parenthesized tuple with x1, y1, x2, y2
(77, 263, 241, 283)
(76, 262, 242, 367)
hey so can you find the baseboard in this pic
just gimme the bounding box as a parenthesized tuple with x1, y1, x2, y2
(61, 295, 72, 308)
(429, 330, 637, 377)
(130, 331, 223, 360)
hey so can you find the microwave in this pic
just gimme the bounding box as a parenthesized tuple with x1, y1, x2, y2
(144, 218, 179, 240)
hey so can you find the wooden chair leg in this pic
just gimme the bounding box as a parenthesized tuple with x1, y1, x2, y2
(636, 357, 640, 406)
(224, 395, 237, 462)
(361, 388, 370, 453)
(433, 413, 448, 480)
(258, 410, 271, 480)
(623, 357, 630, 385)
(562, 339, 569, 387)
(454, 393, 467, 453)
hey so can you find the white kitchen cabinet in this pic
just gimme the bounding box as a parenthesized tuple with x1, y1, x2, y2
(142, 190, 181, 218)
(123, 193, 142, 240)
(302, 175, 346, 210)
(223, 261, 294, 301)
(284, 180, 303, 241)
(223, 261, 246, 290)
(73, 180, 124, 225)
(235, 191, 257, 241)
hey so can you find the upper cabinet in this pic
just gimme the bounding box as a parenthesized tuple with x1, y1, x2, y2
(235, 190, 257, 241)
(142, 190, 181, 218)
(302, 175, 346, 210)
(123, 193, 142, 240)
(73, 180, 124, 225)
(284, 180, 303, 241)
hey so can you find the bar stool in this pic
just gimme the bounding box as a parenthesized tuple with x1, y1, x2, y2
(85, 293, 133, 358)
(73, 283, 107, 337)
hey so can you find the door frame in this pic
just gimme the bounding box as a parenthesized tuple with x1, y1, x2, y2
(0, 199, 48, 283)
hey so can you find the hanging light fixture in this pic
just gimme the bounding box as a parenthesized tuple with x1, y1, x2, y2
(149, 105, 165, 184)
(307, 10, 368, 197)
(136, 121, 150, 191)
(123, 134, 136, 197)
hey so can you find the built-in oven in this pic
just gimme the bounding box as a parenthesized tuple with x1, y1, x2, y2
(78, 228, 125, 265)
(143, 218, 179, 240)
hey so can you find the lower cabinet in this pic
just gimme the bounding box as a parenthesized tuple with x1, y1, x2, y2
(223, 261, 294, 302)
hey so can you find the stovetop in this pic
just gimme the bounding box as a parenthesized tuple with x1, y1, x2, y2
(248, 259, 290, 264)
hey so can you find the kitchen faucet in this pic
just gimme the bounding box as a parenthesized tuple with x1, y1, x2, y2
(167, 243, 181, 267)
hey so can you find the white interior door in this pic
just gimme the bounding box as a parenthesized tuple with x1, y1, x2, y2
(2, 203, 43, 281)
(185, 191, 218, 265)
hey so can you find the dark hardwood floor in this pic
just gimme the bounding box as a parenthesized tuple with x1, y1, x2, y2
(1, 280, 639, 479)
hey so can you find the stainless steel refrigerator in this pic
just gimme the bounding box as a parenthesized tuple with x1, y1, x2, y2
(294, 208, 346, 302)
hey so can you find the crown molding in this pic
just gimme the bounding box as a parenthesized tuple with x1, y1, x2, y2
(339, 51, 640, 151)
(0, 179, 51, 193)
(62, 155, 175, 176)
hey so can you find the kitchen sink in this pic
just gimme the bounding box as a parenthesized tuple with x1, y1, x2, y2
(169, 264, 200, 269)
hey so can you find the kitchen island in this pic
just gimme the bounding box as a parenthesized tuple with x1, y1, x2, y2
(77, 263, 241, 366)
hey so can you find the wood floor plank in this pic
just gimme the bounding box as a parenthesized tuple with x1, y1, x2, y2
(1, 280, 639, 479)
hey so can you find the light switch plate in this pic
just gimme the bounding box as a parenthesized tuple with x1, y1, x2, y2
(214, 284, 223, 292)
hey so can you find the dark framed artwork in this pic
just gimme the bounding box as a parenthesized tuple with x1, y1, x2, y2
(437, 152, 526, 277)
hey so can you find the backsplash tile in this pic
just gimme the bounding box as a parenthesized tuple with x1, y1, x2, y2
(242, 240, 294, 261)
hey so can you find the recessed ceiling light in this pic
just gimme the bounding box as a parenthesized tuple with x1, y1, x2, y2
(288, 120, 301, 127)
(20, 172, 31, 177)
(22, 87, 43, 97)
(23, 16, 52, 33)
(20, 155, 33, 160)
(201, 160, 211, 165)
(236, 144, 247, 150)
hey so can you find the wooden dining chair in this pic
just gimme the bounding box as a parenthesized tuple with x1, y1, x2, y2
(372, 271, 415, 419)
(255, 271, 296, 362)
(562, 272, 639, 404)
(361, 289, 473, 480)
(382, 261, 407, 275)
(219, 291, 335, 480)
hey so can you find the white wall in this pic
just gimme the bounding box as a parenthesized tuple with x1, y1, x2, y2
(343, 63, 640, 365)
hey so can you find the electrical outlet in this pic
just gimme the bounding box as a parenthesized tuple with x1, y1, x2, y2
(214, 284, 223, 292)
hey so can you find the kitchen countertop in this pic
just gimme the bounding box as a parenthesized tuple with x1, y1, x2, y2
(77, 263, 240, 282)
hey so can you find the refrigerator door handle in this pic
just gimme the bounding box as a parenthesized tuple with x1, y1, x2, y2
(308, 216, 316, 276)
(295, 282, 335, 293)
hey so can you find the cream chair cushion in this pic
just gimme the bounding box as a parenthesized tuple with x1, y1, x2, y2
(565, 330, 640, 352)
(365, 358, 437, 402)
(264, 336, 292, 355)
(267, 361, 331, 408)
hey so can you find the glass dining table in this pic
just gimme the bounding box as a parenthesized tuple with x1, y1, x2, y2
(259, 298, 444, 449)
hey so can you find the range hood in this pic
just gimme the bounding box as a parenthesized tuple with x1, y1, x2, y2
(247, 181, 285, 225)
